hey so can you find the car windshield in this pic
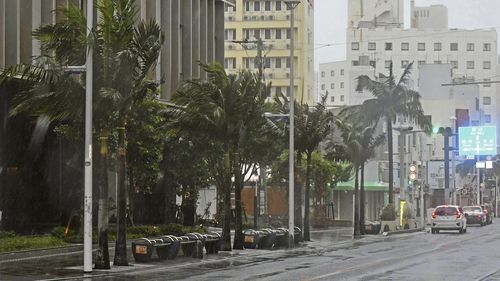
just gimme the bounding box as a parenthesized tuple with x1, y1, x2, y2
(434, 207, 458, 216)
(463, 207, 482, 213)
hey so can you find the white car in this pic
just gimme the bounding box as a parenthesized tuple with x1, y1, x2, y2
(431, 205, 467, 234)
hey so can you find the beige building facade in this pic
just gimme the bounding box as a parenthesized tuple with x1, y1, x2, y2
(224, 0, 315, 105)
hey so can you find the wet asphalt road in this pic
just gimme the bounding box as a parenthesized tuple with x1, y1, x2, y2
(2, 224, 500, 280)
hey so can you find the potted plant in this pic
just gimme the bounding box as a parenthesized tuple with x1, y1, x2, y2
(379, 204, 398, 233)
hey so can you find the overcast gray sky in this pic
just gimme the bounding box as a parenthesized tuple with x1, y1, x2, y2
(314, 0, 500, 69)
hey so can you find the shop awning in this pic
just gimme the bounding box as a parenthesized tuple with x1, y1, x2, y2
(334, 180, 388, 191)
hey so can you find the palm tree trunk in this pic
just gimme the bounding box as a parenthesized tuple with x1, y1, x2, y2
(95, 128, 110, 269)
(295, 153, 303, 232)
(114, 126, 128, 266)
(387, 119, 394, 205)
(303, 152, 312, 241)
(233, 152, 244, 249)
(360, 164, 366, 235)
(354, 166, 361, 238)
(220, 151, 232, 251)
(161, 143, 176, 224)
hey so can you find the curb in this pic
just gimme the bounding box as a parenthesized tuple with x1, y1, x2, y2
(382, 227, 426, 236)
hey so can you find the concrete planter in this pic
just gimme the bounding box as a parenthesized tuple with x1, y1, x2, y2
(380, 220, 398, 233)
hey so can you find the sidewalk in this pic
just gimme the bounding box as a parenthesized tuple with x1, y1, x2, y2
(0, 226, 420, 280)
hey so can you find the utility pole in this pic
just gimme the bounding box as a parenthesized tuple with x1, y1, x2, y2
(232, 38, 265, 81)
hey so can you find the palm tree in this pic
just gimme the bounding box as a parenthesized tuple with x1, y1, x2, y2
(294, 95, 333, 241)
(172, 63, 270, 251)
(335, 118, 363, 237)
(357, 125, 385, 235)
(1, 0, 163, 267)
(352, 62, 431, 205)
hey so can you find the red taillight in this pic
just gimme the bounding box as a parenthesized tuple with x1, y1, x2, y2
(432, 212, 436, 219)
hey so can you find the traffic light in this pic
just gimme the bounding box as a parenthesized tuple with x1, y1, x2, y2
(409, 163, 417, 184)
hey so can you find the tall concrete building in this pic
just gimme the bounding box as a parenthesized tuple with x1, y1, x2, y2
(223, 0, 315, 105)
(0, 0, 226, 100)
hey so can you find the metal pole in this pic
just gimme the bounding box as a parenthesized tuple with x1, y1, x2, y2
(399, 134, 405, 202)
(420, 183, 424, 228)
(450, 117, 456, 205)
(477, 165, 480, 205)
(254, 180, 258, 228)
(495, 176, 498, 218)
(288, 2, 296, 247)
(83, 0, 94, 273)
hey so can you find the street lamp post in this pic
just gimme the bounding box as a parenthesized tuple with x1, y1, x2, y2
(284, 0, 300, 247)
(83, 0, 94, 273)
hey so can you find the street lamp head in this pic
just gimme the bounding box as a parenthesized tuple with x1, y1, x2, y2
(284, 0, 301, 9)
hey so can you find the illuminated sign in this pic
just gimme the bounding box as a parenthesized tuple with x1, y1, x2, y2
(458, 126, 497, 156)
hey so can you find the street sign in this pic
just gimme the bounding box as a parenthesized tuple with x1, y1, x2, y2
(458, 126, 497, 156)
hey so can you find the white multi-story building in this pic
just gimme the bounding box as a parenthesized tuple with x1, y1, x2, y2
(320, 0, 499, 129)
(320, 0, 500, 211)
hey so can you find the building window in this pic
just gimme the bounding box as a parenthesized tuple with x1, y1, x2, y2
(418, 60, 426, 66)
(401, 60, 409, 68)
(352, 60, 360, 66)
(485, 114, 492, 123)
(330, 96, 335, 102)
(385, 42, 392, 51)
(434, 60, 441, 64)
(330, 83, 335, 89)
(321, 84, 325, 90)
(264, 57, 271, 68)
(340, 95, 345, 102)
(434, 42, 442, 51)
(484, 79, 491, 87)
(254, 1, 260, 11)
(276, 1, 281, 11)
(484, 43, 491, 51)
(286, 57, 290, 68)
(352, 42, 359, 50)
(483, 97, 491, 105)
(275, 58, 281, 68)
(401, 42, 409, 51)
(450, 43, 458, 51)
(368, 42, 376, 50)
(286, 29, 291, 39)
(330, 70, 334, 76)
(254, 29, 260, 39)
(385, 60, 392, 68)
(418, 42, 425, 51)
(340, 69, 344, 75)
(467, 43, 475, 51)
(466, 61, 474, 69)
(321, 71, 325, 77)
(245, 1, 250, 11)
(265, 1, 271, 11)
(450, 61, 458, 69)
(276, 29, 282, 39)
(369, 60, 376, 68)
(340, 82, 344, 88)
(276, 87, 282, 95)
(264, 29, 271, 39)
(483, 61, 491, 69)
